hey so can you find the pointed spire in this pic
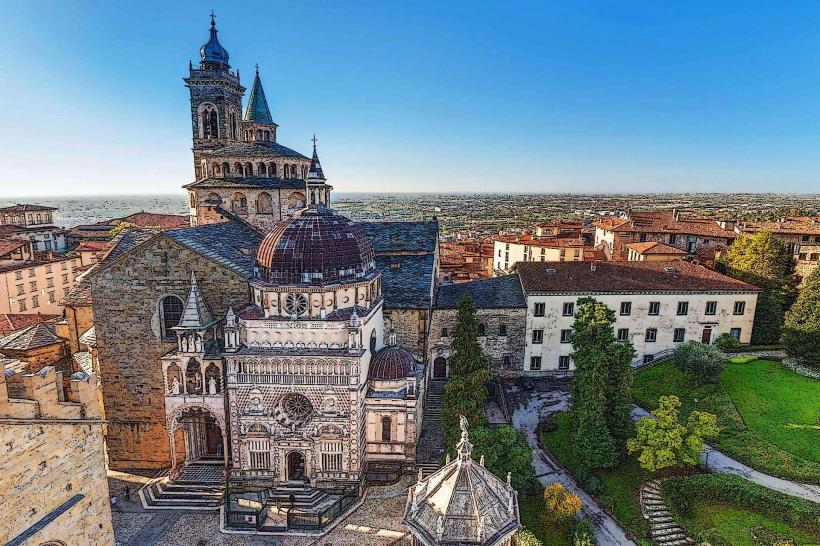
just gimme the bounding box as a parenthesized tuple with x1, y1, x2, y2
(243, 67, 273, 124)
(199, 12, 230, 67)
(177, 271, 214, 328)
(307, 134, 326, 181)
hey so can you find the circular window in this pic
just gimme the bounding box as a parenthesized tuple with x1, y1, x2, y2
(285, 293, 308, 316)
(283, 394, 312, 420)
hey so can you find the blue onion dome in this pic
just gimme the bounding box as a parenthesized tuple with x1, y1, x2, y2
(200, 16, 230, 66)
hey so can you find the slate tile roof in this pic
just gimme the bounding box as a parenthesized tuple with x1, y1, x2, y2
(360, 221, 439, 254)
(184, 177, 306, 190)
(165, 221, 263, 278)
(243, 70, 274, 124)
(201, 141, 306, 159)
(516, 260, 760, 294)
(79, 326, 96, 348)
(0, 313, 61, 337)
(0, 323, 62, 351)
(377, 254, 434, 309)
(435, 275, 526, 309)
(61, 275, 92, 306)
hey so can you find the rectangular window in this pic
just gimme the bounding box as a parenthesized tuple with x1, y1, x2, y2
(46, 278, 54, 288)
(62, 274, 69, 284)
(558, 356, 570, 370)
(532, 329, 544, 344)
(562, 302, 574, 316)
(61, 262, 67, 270)
(668, 234, 677, 245)
(29, 281, 37, 291)
(18, 299, 26, 312)
(730, 327, 741, 339)
(533, 302, 545, 317)
(560, 329, 572, 343)
(673, 328, 685, 342)
(617, 328, 629, 342)
(643, 354, 655, 364)
(248, 439, 271, 470)
(441, 328, 449, 338)
(16, 284, 24, 296)
(733, 301, 745, 315)
(28, 268, 35, 277)
(620, 301, 632, 316)
(645, 328, 657, 342)
(45, 265, 52, 273)
(48, 291, 55, 304)
(705, 301, 717, 315)
(320, 441, 344, 471)
(639, 233, 648, 242)
(530, 356, 542, 370)
(677, 301, 689, 316)
(31, 295, 39, 308)
(648, 301, 660, 315)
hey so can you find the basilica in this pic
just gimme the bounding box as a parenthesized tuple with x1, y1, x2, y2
(87, 16, 438, 498)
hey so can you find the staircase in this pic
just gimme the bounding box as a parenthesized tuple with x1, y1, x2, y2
(139, 463, 225, 510)
(640, 479, 694, 545)
(263, 483, 337, 510)
(415, 380, 446, 477)
(424, 380, 445, 423)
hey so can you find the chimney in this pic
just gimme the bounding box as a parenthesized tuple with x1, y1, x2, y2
(590, 262, 596, 272)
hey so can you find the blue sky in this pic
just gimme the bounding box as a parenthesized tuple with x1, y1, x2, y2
(2, 0, 820, 196)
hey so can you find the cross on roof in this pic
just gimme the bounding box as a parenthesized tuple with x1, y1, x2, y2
(210, 10, 216, 26)
(311, 134, 318, 148)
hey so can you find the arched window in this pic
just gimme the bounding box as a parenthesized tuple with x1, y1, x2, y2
(232, 192, 248, 213)
(212, 163, 221, 176)
(166, 363, 182, 393)
(477, 323, 486, 337)
(206, 192, 222, 205)
(189, 193, 196, 208)
(160, 295, 184, 340)
(381, 416, 392, 442)
(370, 330, 377, 352)
(284, 164, 290, 178)
(499, 324, 507, 337)
(503, 355, 511, 367)
(209, 110, 218, 138)
(287, 192, 306, 211)
(222, 162, 230, 175)
(205, 363, 221, 394)
(256, 192, 273, 214)
(185, 358, 202, 394)
(233, 162, 243, 176)
(244, 162, 253, 176)
(291, 163, 298, 179)
(258, 163, 267, 176)
(270, 163, 277, 178)
(229, 110, 237, 139)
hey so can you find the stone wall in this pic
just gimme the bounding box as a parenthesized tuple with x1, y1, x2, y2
(427, 308, 527, 378)
(384, 308, 428, 359)
(0, 370, 114, 546)
(91, 236, 250, 470)
(65, 303, 94, 354)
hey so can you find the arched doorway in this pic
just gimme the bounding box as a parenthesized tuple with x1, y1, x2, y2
(287, 451, 306, 482)
(169, 405, 227, 473)
(433, 356, 447, 379)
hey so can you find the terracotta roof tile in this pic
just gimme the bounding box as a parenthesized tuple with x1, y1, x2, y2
(0, 313, 61, 336)
(516, 260, 759, 293)
(625, 241, 687, 255)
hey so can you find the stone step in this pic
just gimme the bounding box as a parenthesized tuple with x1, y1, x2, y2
(643, 499, 664, 506)
(651, 516, 674, 523)
(650, 522, 679, 531)
(642, 492, 662, 501)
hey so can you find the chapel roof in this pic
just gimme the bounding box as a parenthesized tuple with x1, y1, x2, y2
(369, 333, 418, 380)
(199, 141, 307, 160)
(243, 68, 274, 124)
(184, 177, 306, 190)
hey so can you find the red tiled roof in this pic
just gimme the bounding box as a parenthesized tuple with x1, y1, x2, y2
(0, 203, 57, 213)
(625, 241, 687, 255)
(595, 212, 735, 239)
(109, 212, 189, 229)
(0, 239, 26, 257)
(737, 217, 820, 236)
(0, 313, 61, 337)
(495, 235, 587, 248)
(76, 240, 110, 252)
(516, 260, 759, 293)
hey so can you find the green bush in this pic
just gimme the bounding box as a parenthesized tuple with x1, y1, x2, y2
(671, 341, 727, 384)
(661, 474, 820, 535)
(713, 333, 742, 352)
(574, 466, 603, 495)
(513, 528, 544, 546)
(782, 267, 820, 368)
(569, 518, 596, 545)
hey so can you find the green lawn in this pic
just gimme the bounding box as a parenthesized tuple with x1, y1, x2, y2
(632, 358, 820, 484)
(540, 412, 652, 543)
(684, 502, 820, 546)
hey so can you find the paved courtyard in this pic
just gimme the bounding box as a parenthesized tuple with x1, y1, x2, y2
(110, 471, 412, 546)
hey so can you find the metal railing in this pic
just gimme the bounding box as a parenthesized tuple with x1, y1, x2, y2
(631, 348, 676, 370)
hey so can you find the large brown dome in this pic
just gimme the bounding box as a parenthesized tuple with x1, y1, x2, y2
(255, 206, 376, 286)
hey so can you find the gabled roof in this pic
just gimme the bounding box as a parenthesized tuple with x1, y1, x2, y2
(0, 323, 62, 352)
(0, 204, 57, 213)
(79, 326, 96, 348)
(0, 239, 27, 257)
(625, 241, 687, 255)
(376, 254, 435, 310)
(173, 272, 218, 329)
(184, 177, 305, 190)
(164, 221, 263, 278)
(0, 313, 61, 337)
(243, 69, 274, 124)
(108, 212, 189, 230)
(435, 275, 526, 309)
(516, 260, 759, 294)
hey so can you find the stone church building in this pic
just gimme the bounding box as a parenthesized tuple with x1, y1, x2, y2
(87, 18, 438, 492)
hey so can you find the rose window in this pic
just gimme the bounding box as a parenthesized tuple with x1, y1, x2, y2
(274, 393, 314, 429)
(285, 293, 308, 317)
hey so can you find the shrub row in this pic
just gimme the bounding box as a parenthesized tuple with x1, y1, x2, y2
(661, 474, 820, 534)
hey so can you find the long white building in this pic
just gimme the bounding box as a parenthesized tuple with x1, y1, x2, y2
(513, 260, 759, 374)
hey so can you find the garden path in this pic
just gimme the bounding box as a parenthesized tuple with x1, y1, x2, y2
(509, 382, 638, 546)
(631, 406, 820, 503)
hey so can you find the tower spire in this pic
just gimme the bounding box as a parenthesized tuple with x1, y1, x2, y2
(307, 135, 326, 182)
(243, 67, 274, 124)
(199, 12, 230, 67)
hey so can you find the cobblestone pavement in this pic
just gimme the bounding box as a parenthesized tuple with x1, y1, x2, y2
(111, 471, 410, 546)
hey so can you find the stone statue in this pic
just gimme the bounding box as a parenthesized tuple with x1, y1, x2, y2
(171, 376, 181, 395)
(208, 376, 217, 395)
(459, 415, 469, 437)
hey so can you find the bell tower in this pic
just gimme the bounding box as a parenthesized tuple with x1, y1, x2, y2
(184, 14, 245, 181)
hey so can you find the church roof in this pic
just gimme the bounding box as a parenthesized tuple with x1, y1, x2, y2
(0, 323, 62, 352)
(404, 422, 520, 546)
(200, 16, 230, 67)
(376, 253, 434, 309)
(243, 69, 274, 124)
(165, 221, 263, 278)
(184, 177, 305, 190)
(173, 272, 219, 330)
(434, 275, 526, 309)
(200, 141, 307, 159)
(307, 140, 326, 181)
(369, 343, 417, 380)
(360, 221, 439, 254)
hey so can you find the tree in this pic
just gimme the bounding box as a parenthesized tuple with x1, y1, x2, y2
(672, 341, 727, 384)
(442, 293, 491, 448)
(713, 333, 742, 352)
(782, 267, 820, 368)
(542, 482, 582, 524)
(569, 297, 635, 468)
(725, 230, 796, 344)
(627, 395, 719, 472)
(471, 425, 537, 494)
(513, 529, 543, 546)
